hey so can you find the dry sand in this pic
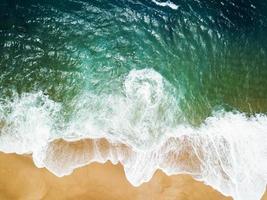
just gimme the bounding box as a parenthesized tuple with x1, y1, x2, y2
(0, 152, 266, 200)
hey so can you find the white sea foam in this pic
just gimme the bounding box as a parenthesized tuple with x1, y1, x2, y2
(0, 69, 266, 200)
(152, 0, 179, 10)
(65, 68, 183, 149)
(0, 92, 60, 154)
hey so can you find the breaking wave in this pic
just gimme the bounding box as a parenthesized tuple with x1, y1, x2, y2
(151, 0, 179, 10)
(0, 69, 266, 200)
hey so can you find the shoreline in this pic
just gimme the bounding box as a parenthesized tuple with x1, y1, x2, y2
(0, 152, 262, 200)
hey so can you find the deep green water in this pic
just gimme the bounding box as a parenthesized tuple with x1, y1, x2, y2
(1, 0, 267, 125)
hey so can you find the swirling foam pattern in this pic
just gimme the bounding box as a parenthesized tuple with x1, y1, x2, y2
(0, 0, 267, 200)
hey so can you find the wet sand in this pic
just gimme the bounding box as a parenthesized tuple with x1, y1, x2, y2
(0, 152, 265, 200)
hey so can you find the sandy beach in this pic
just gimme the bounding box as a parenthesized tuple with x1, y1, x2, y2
(0, 152, 265, 200)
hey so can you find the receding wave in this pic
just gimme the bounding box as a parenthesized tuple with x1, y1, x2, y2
(0, 69, 266, 200)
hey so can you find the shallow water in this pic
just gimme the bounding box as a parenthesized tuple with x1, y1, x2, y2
(0, 0, 267, 200)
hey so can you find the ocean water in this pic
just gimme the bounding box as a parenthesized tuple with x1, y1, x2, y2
(0, 0, 267, 199)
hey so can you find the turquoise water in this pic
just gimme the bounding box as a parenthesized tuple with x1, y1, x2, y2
(0, 1, 267, 200)
(1, 0, 267, 123)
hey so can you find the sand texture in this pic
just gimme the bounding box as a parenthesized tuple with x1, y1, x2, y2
(0, 152, 265, 200)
